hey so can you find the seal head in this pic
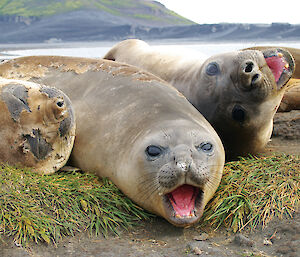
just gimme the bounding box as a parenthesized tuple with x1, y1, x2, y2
(104, 40, 295, 159)
(123, 119, 224, 226)
(195, 49, 294, 158)
(0, 78, 75, 174)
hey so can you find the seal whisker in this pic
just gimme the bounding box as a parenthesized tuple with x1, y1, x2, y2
(206, 164, 224, 168)
(139, 182, 162, 202)
(205, 174, 222, 190)
(138, 173, 164, 201)
(138, 175, 159, 188)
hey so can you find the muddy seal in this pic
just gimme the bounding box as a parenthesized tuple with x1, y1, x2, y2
(0, 78, 75, 174)
(104, 39, 295, 159)
(0, 56, 225, 226)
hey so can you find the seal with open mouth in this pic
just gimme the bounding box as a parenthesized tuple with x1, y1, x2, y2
(104, 39, 295, 159)
(0, 78, 75, 174)
(245, 46, 300, 112)
(0, 57, 224, 226)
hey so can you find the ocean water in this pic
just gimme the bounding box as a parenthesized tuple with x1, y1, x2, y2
(1, 40, 300, 60)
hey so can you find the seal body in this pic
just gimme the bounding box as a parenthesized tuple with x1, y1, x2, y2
(0, 78, 75, 174)
(104, 39, 295, 159)
(277, 78, 300, 112)
(0, 56, 224, 226)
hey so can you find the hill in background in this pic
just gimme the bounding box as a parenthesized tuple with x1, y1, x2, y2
(0, 0, 195, 43)
(0, 0, 300, 43)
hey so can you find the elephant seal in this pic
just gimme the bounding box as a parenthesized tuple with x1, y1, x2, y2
(104, 39, 295, 159)
(0, 56, 224, 227)
(0, 78, 75, 174)
(245, 46, 300, 112)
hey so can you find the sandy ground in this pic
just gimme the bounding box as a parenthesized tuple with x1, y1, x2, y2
(1, 110, 299, 257)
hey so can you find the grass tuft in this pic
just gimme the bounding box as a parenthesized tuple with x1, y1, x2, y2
(0, 154, 298, 246)
(202, 154, 299, 232)
(0, 165, 151, 246)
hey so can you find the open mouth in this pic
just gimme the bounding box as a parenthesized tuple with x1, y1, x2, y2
(263, 49, 294, 89)
(265, 54, 288, 82)
(163, 184, 204, 226)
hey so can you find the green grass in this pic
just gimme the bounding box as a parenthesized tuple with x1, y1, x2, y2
(0, 0, 84, 16)
(0, 165, 151, 246)
(0, 0, 194, 25)
(0, 154, 298, 246)
(202, 154, 299, 232)
(133, 14, 161, 21)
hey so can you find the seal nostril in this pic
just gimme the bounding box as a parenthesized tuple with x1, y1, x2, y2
(245, 62, 254, 73)
(251, 73, 260, 84)
(57, 101, 64, 108)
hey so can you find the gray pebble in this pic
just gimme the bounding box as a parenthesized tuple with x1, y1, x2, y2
(233, 234, 254, 247)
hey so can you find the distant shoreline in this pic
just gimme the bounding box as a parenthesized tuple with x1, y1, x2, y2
(1, 38, 300, 52)
(1, 40, 300, 62)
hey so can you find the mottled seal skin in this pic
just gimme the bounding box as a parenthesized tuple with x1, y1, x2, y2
(0, 56, 224, 226)
(246, 46, 300, 112)
(0, 78, 75, 174)
(104, 39, 295, 159)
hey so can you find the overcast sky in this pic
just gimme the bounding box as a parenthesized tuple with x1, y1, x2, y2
(158, 0, 300, 24)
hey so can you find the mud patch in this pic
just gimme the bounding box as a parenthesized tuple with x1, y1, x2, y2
(272, 110, 300, 140)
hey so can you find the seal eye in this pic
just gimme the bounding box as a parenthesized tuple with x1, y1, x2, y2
(145, 145, 162, 158)
(57, 101, 64, 108)
(197, 142, 213, 153)
(232, 105, 246, 122)
(206, 62, 220, 76)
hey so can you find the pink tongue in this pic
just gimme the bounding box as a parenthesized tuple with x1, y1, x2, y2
(265, 56, 286, 82)
(168, 184, 196, 217)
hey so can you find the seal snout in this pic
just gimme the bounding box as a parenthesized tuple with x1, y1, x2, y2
(176, 160, 190, 172)
(156, 143, 214, 225)
(174, 145, 193, 173)
(159, 144, 195, 188)
(240, 60, 263, 90)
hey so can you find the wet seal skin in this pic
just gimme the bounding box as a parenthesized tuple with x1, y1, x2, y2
(0, 56, 224, 227)
(104, 40, 296, 159)
(0, 78, 75, 174)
